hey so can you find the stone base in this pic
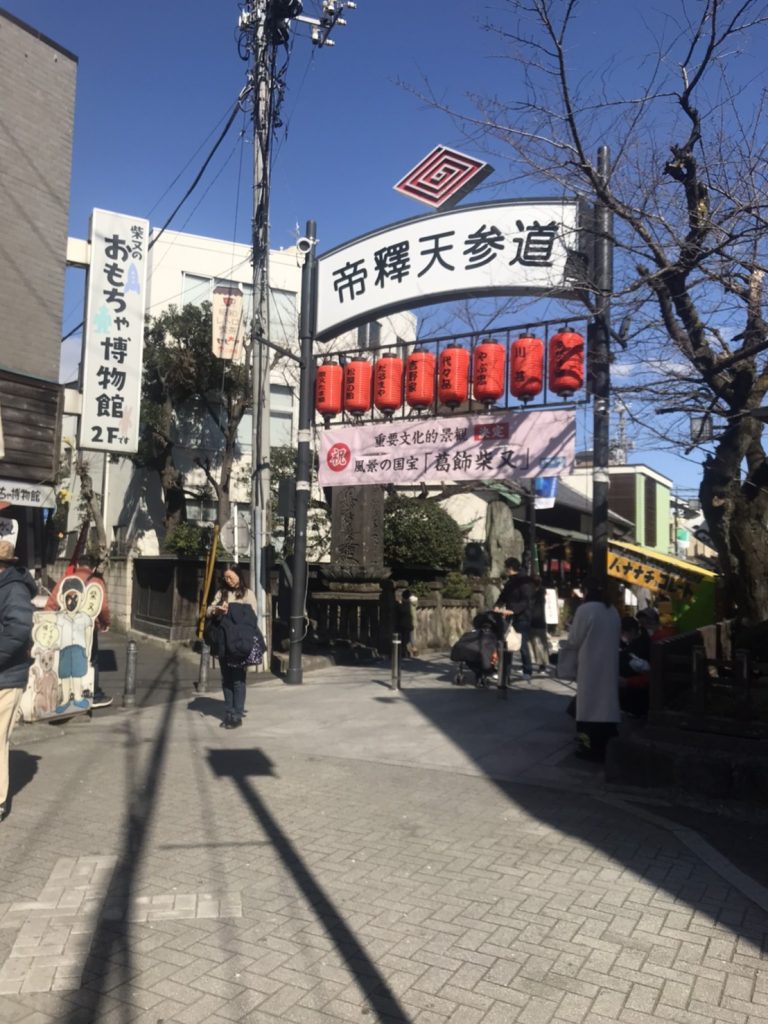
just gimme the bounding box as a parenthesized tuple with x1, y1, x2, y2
(606, 724, 768, 804)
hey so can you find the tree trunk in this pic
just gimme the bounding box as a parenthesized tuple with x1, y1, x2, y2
(700, 428, 768, 624)
(159, 447, 186, 535)
(75, 458, 109, 565)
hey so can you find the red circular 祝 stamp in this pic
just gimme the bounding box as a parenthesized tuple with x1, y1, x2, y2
(326, 443, 351, 472)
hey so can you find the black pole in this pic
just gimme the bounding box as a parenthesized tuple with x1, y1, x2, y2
(529, 481, 537, 576)
(591, 145, 613, 587)
(286, 219, 317, 684)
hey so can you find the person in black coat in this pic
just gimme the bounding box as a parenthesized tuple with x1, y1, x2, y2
(0, 526, 36, 821)
(493, 557, 535, 679)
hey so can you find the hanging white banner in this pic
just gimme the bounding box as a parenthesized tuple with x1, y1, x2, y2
(316, 199, 582, 339)
(80, 209, 149, 453)
(212, 284, 246, 360)
(318, 409, 575, 488)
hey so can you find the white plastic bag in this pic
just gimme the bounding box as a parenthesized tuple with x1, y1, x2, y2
(504, 624, 522, 652)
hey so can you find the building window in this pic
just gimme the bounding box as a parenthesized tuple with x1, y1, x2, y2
(181, 274, 296, 348)
(645, 477, 657, 547)
(236, 383, 294, 450)
(270, 384, 294, 447)
(356, 321, 381, 350)
(269, 289, 298, 346)
(181, 273, 211, 307)
(186, 500, 218, 523)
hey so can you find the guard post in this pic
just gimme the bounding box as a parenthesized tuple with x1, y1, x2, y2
(391, 631, 402, 690)
(123, 638, 137, 707)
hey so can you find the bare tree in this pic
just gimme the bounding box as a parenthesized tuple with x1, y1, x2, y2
(140, 303, 250, 538)
(423, 0, 768, 621)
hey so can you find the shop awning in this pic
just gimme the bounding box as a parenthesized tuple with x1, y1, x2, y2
(536, 523, 592, 545)
(608, 538, 718, 596)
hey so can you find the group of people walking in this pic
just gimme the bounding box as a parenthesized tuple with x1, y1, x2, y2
(0, 533, 657, 823)
(477, 555, 661, 762)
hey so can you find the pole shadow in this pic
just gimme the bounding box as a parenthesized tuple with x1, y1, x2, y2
(61, 668, 182, 1023)
(207, 747, 414, 1024)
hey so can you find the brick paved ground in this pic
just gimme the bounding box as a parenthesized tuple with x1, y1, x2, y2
(1, 658, 767, 1023)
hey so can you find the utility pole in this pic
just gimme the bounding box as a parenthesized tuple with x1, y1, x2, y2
(591, 145, 613, 588)
(237, 0, 357, 660)
(239, 0, 273, 637)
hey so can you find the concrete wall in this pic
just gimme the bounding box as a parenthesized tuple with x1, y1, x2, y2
(0, 13, 76, 383)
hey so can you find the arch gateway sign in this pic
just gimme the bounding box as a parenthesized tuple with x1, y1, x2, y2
(315, 199, 584, 341)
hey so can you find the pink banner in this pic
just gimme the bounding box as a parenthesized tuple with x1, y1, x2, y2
(318, 410, 575, 487)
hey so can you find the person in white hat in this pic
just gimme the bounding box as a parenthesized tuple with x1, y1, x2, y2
(0, 519, 36, 821)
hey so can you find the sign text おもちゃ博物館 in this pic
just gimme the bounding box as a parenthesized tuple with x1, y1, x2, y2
(79, 210, 149, 454)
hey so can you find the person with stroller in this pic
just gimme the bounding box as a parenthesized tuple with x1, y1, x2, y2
(450, 610, 504, 687)
(493, 557, 535, 682)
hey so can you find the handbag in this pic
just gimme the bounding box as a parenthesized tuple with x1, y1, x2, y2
(203, 617, 223, 657)
(246, 626, 267, 666)
(504, 623, 522, 652)
(557, 641, 578, 681)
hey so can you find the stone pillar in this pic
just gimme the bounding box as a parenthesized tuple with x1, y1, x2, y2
(330, 486, 385, 580)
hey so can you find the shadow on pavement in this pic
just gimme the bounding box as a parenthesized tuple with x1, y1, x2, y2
(6, 750, 40, 813)
(62, 652, 184, 1024)
(208, 747, 415, 1024)
(399, 671, 768, 947)
(187, 695, 227, 722)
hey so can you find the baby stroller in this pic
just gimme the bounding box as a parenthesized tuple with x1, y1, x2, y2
(450, 611, 505, 687)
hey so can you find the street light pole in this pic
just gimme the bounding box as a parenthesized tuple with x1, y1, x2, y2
(287, 221, 317, 684)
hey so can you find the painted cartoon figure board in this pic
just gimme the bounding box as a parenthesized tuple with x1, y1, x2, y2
(21, 576, 104, 722)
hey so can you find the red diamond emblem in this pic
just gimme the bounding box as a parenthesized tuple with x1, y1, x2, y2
(394, 145, 493, 209)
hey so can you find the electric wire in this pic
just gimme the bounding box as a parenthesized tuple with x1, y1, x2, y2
(60, 90, 246, 345)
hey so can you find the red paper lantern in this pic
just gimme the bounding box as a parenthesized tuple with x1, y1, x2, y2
(315, 361, 343, 420)
(472, 338, 506, 406)
(548, 328, 585, 396)
(374, 354, 403, 416)
(405, 349, 436, 410)
(438, 345, 470, 408)
(343, 359, 372, 417)
(510, 335, 544, 402)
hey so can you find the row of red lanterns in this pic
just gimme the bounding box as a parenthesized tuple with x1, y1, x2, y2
(315, 329, 585, 420)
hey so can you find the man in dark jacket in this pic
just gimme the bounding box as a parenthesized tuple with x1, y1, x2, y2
(494, 556, 535, 680)
(0, 523, 36, 821)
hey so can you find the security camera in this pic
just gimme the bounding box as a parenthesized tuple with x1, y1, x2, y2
(296, 237, 313, 254)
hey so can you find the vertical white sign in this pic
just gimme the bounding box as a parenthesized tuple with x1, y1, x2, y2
(79, 210, 149, 453)
(212, 284, 245, 360)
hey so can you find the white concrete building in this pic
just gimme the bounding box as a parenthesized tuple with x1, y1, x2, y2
(64, 227, 417, 565)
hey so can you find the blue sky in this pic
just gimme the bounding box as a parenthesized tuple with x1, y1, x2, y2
(8, 1, 715, 493)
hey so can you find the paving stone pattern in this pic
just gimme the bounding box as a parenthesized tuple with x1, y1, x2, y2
(0, 668, 766, 1023)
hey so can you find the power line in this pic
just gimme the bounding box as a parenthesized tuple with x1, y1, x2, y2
(61, 89, 247, 345)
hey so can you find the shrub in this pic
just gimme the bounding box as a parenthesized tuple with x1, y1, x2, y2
(442, 571, 473, 600)
(164, 523, 228, 560)
(384, 496, 464, 574)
